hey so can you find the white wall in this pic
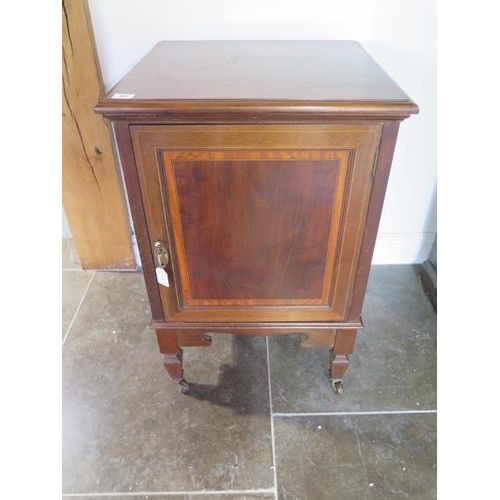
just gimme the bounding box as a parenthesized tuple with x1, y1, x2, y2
(87, 0, 436, 264)
(62, 206, 72, 238)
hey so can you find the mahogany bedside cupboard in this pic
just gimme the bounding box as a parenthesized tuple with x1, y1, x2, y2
(95, 40, 418, 394)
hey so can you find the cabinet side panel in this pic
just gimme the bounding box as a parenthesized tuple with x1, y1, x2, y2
(113, 122, 165, 320)
(330, 125, 382, 317)
(349, 121, 400, 320)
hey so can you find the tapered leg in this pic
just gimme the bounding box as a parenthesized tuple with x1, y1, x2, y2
(330, 353, 349, 381)
(163, 349, 184, 382)
(330, 329, 358, 394)
(155, 329, 189, 393)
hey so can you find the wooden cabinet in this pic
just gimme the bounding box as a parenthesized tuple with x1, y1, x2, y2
(95, 41, 418, 394)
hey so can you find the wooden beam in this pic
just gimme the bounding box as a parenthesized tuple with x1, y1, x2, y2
(62, 0, 135, 270)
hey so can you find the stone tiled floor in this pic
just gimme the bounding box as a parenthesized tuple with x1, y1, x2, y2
(62, 241, 437, 499)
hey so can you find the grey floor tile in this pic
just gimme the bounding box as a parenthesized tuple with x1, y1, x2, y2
(274, 413, 437, 500)
(65, 495, 274, 500)
(62, 272, 273, 495)
(63, 239, 82, 269)
(62, 271, 93, 338)
(269, 265, 437, 413)
(185, 495, 274, 500)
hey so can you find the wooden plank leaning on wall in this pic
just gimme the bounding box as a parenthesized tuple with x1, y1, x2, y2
(62, 0, 135, 269)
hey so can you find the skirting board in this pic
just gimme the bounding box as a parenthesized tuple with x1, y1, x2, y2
(372, 232, 436, 265)
(418, 259, 437, 312)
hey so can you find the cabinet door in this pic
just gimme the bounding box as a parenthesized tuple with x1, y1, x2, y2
(131, 124, 381, 322)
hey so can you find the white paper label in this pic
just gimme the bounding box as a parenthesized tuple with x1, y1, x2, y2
(155, 267, 170, 287)
(111, 93, 135, 99)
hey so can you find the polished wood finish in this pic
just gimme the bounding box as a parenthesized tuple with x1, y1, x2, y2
(330, 354, 350, 382)
(349, 121, 400, 321)
(62, 0, 134, 270)
(100, 41, 413, 101)
(112, 123, 165, 319)
(153, 322, 362, 350)
(131, 124, 381, 322)
(96, 41, 418, 392)
(155, 328, 184, 382)
(163, 352, 183, 382)
(95, 101, 418, 123)
(330, 329, 358, 383)
(170, 156, 339, 302)
(95, 41, 418, 121)
(332, 329, 358, 354)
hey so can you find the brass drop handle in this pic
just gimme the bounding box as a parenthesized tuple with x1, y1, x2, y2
(154, 240, 169, 268)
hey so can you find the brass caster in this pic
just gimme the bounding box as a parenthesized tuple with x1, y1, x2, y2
(332, 380, 344, 395)
(178, 379, 190, 394)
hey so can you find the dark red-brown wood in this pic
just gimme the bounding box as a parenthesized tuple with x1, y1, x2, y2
(173, 158, 338, 302)
(98, 41, 418, 393)
(330, 329, 358, 388)
(94, 41, 418, 121)
(112, 122, 165, 320)
(130, 124, 381, 323)
(348, 121, 401, 321)
(155, 328, 184, 383)
(153, 322, 361, 350)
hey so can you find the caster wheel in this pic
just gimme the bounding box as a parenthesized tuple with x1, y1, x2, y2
(178, 379, 190, 394)
(332, 380, 344, 395)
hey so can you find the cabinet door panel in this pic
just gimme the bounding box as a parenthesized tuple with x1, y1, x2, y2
(131, 124, 381, 322)
(168, 152, 342, 305)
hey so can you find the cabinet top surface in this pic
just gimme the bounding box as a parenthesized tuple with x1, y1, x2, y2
(96, 41, 418, 119)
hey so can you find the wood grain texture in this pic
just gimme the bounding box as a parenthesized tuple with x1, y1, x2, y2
(112, 123, 165, 319)
(330, 354, 350, 381)
(95, 41, 419, 121)
(150, 320, 363, 332)
(169, 154, 340, 304)
(131, 124, 381, 322)
(96, 41, 418, 390)
(154, 329, 185, 381)
(153, 323, 362, 350)
(95, 101, 418, 123)
(102, 41, 413, 101)
(332, 329, 358, 355)
(62, 0, 134, 270)
(348, 121, 400, 321)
